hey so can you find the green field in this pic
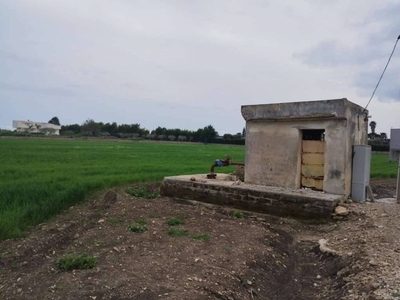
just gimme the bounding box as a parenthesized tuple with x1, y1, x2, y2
(0, 138, 243, 240)
(370, 153, 398, 178)
(0, 138, 397, 240)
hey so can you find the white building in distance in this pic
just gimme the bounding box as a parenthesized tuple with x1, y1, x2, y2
(12, 120, 61, 135)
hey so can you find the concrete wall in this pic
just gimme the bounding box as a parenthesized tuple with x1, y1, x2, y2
(242, 98, 368, 197)
(160, 175, 341, 220)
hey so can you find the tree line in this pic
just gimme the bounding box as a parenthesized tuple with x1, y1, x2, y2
(61, 118, 245, 144)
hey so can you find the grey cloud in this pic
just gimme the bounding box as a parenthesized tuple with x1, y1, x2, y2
(0, 82, 77, 97)
(0, 50, 44, 68)
(1, 0, 399, 135)
(293, 2, 400, 101)
(293, 41, 387, 67)
(354, 69, 400, 100)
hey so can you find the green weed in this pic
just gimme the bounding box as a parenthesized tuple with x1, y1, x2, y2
(392, 291, 400, 297)
(191, 234, 211, 241)
(168, 228, 188, 237)
(167, 218, 185, 226)
(232, 211, 244, 218)
(125, 186, 158, 199)
(127, 224, 147, 233)
(128, 218, 148, 233)
(56, 253, 97, 271)
(136, 218, 147, 225)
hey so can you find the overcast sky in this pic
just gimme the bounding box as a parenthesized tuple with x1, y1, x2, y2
(1, 0, 399, 136)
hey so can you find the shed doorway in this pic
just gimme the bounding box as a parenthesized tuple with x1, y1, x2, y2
(301, 129, 325, 191)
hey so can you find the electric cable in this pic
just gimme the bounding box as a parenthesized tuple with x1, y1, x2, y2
(364, 35, 400, 110)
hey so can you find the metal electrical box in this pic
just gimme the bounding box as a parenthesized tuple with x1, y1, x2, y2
(390, 128, 400, 162)
(351, 145, 371, 202)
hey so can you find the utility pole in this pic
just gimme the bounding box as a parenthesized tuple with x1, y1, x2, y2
(397, 154, 400, 203)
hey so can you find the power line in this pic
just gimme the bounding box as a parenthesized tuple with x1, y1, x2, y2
(364, 35, 400, 110)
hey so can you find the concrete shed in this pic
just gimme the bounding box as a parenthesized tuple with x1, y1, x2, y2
(241, 98, 368, 198)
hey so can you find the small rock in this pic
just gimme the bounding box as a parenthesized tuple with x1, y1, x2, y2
(371, 282, 380, 290)
(335, 206, 349, 216)
(381, 213, 388, 217)
(98, 219, 105, 223)
(316, 275, 321, 279)
(190, 177, 196, 181)
(194, 258, 200, 262)
(369, 259, 379, 266)
(247, 280, 252, 285)
(74, 233, 80, 239)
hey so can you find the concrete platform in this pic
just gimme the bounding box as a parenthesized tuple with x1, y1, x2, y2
(159, 174, 344, 220)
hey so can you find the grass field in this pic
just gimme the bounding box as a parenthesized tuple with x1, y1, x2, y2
(370, 153, 399, 178)
(0, 138, 243, 240)
(0, 138, 397, 240)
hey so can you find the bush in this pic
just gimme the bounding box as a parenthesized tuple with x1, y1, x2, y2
(128, 219, 148, 233)
(168, 228, 188, 237)
(369, 144, 389, 152)
(56, 253, 97, 271)
(167, 218, 185, 226)
(232, 211, 243, 218)
(128, 224, 148, 233)
(125, 186, 158, 199)
(191, 234, 211, 241)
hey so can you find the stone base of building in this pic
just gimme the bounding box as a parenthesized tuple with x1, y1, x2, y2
(159, 174, 343, 220)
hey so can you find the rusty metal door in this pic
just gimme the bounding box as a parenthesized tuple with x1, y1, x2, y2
(301, 140, 325, 190)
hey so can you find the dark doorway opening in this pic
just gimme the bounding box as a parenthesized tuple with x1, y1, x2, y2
(302, 129, 325, 141)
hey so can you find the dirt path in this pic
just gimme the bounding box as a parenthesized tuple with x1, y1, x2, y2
(0, 180, 399, 300)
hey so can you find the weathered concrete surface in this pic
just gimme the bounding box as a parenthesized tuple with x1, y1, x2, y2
(160, 174, 343, 220)
(241, 98, 368, 198)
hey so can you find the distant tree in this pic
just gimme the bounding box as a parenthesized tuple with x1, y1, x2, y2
(177, 135, 187, 142)
(48, 117, 61, 126)
(380, 132, 387, 140)
(157, 134, 166, 140)
(153, 126, 167, 136)
(61, 124, 81, 134)
(242, 127, 246, 138)
(202, 125, 218, 143)
(369, 121, 377, 135)
(41, 127, 57, 135)
(81, 119, 101, 136)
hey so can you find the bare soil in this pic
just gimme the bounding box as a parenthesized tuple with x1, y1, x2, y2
(0, 179, 399, 300)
